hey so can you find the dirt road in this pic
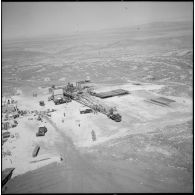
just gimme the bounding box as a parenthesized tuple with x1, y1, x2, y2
(4, 116, 192, 193)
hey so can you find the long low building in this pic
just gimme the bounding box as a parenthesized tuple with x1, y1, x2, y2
(94, 89, 129, 99)
(145, 96, 176, 107)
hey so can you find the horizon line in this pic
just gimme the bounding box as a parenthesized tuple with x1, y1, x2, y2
(2, 19, 192, 42)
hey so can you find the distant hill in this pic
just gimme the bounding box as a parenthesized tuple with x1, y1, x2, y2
(98, 21, 192, 34)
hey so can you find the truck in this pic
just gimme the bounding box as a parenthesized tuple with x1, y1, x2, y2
(36, 126, 47, 137)
(54, 96, 71, 105)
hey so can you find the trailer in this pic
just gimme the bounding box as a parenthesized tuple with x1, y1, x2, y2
(32, 145, 40, 157)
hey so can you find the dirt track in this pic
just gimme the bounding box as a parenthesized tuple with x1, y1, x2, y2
(4, 116, 192, 193)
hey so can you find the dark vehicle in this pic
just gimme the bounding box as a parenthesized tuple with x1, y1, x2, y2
(54, 97, 71, 105)
(39, 101, 45, 106)
(54, 97, 64, 105)
(108, 113, 122, 122)
(36, 126, 47, 136)
(13, 113, 19, 119)
(80, 109, 93, 114)
(32, 145, 40, 157)
(11, 120, 18, 128)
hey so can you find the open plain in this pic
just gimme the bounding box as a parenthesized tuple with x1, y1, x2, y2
(2, 21, 193, 193)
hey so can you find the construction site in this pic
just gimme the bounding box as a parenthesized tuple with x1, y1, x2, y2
(48, 80, 124, 122)
(2, 77, 193, 193)
(1, 3, 193, 191)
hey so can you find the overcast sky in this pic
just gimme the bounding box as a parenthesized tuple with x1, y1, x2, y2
(2, 2, 193, 40)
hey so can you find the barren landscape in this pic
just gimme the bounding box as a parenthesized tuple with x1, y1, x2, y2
(2, 21, 193, 193)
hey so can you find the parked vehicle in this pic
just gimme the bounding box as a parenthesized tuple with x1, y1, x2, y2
(108, 113, 121, 122)
(36, 126, 47, 136)
(39, 101, 45, 106)
(54, 97, 71, 105)
(32, 145, 40, 157)
(80, 109, 93, 114)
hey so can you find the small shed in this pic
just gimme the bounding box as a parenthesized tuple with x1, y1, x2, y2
(53, 88, 63, 96)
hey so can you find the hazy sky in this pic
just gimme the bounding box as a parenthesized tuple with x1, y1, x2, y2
(2, 2, 193, 40)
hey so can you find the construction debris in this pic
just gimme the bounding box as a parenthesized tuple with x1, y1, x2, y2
(2, 104, 18, 114)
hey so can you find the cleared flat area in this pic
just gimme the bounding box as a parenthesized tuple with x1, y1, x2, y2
(2, 21, 193, 193)
(3, 82, 193, 193)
